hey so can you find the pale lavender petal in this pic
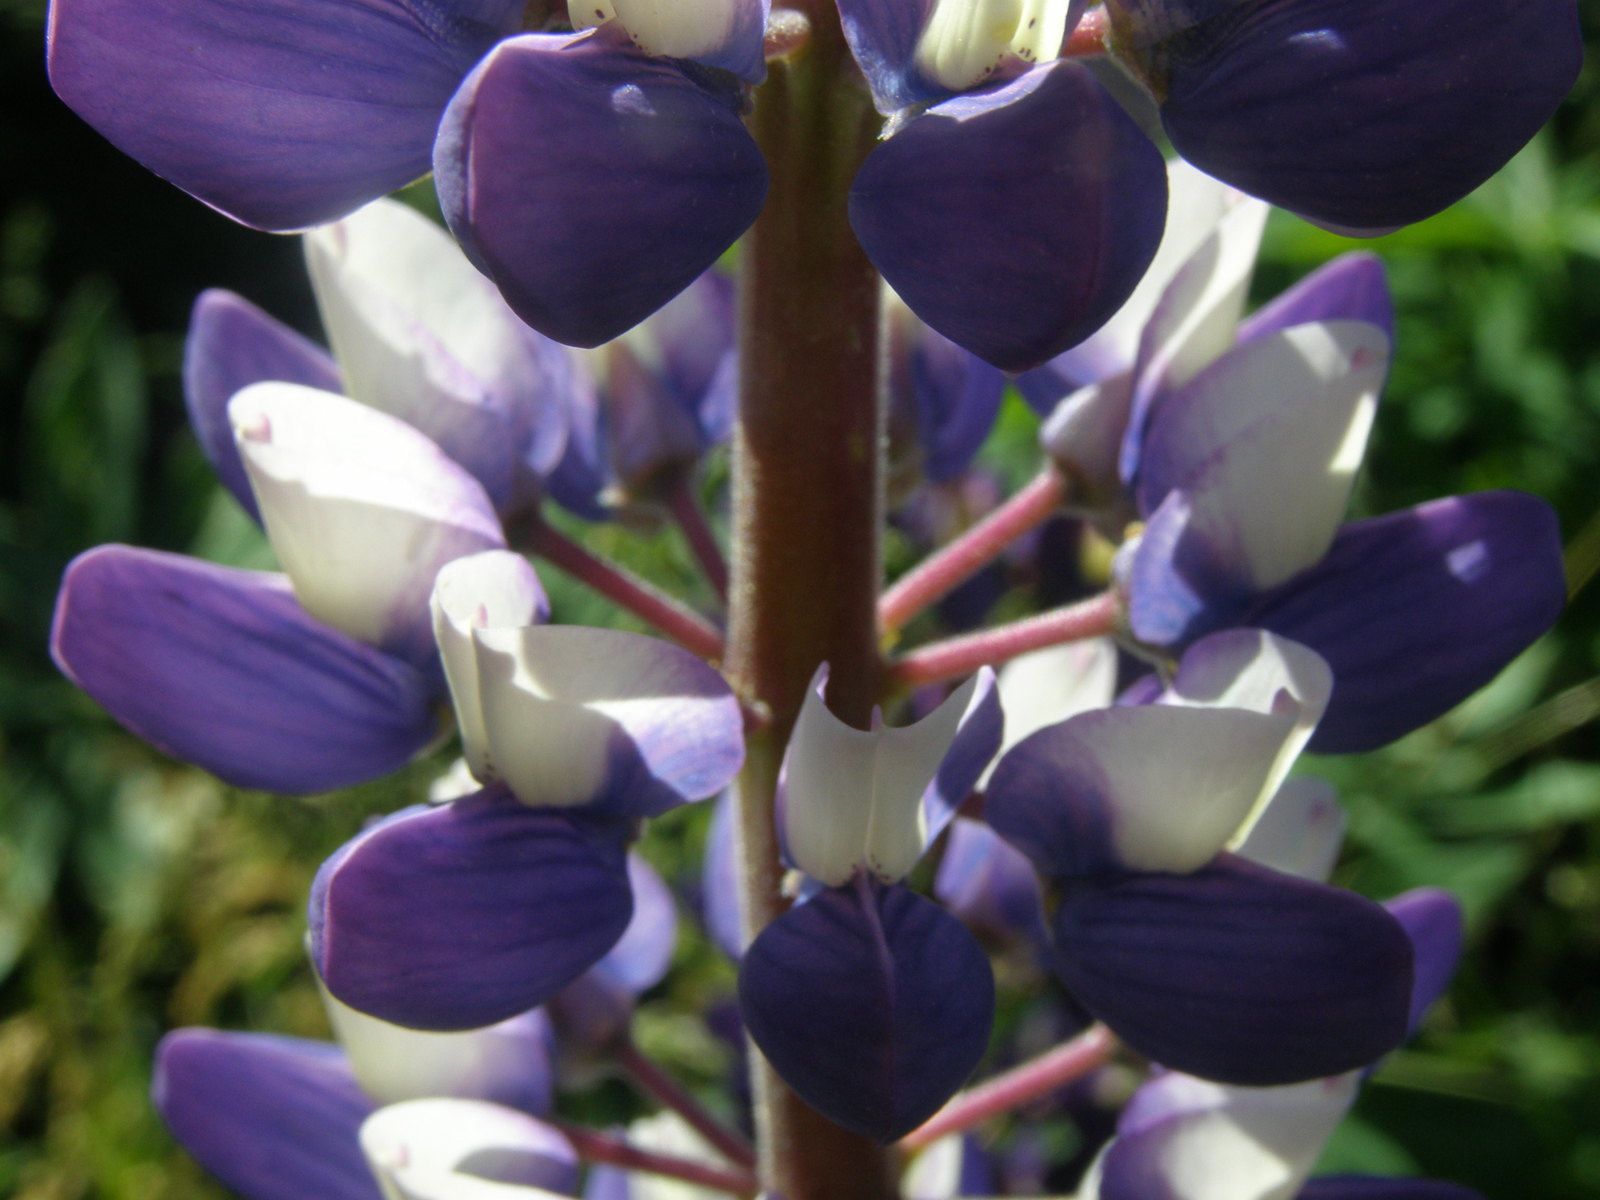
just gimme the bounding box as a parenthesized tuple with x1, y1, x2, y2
(47, 0, 522, 230)
(153, 1029, 378, 1200)
(933, 817, 1045, 943)
(702, 790, 745, 960)
(435, 29, 767, 348)
(310, 788, 634, 1031)
(738, 881, 994, 1142)
(1384, 888, 1464, 1035)
(183, 289, 340, 520)
(836, 0, 942, 112)
(849, 62, 1168, 373)
(1236, 253, 1395, 348)
(51, 546, 436, 794)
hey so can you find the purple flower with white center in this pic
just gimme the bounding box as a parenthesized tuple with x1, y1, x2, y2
(738, 665, 1003, 1140)
(1078, 888, 1474, 1200)
(48, 1, 770, 345)
(985, 628, 1418, 1085)
(1018, 172, 1564, 751)
(51, 386, 515, 794)
(153, 1000, 567, 1200)
(188, 199, 568, 517)
(544, 269, 738, 521)
(311, 550, 744, 1030)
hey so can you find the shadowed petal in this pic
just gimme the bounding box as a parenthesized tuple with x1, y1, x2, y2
(322, 987, 556, 1114)
(934, 817, 1045, 944)
(183, 289, 341, 521)
(51, 546, 437, 794)
(305, 198, 567, 508)
(1052, 855, 1413, 1085)
(47, 0, 522, 230)
(310, 789, 634, 1030)
(435, 29, 767, 347)
(1121, 0, 1583, 231)
(1235, 776, 1346, 883)
(836, 0, 941, 112)
(153, 1029, 379, 1200)
(849, 61, 1168, 373)
(738, 882, 994, 1142)
(1245, 492, 1566, 752)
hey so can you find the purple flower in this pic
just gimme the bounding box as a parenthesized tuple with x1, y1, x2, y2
(48, 2, 771, 344)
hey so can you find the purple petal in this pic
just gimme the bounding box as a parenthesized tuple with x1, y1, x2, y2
(542, 347, 617, 520)
(1245, 492, 1566, 752)
(47, 0, 521, 230)
(183, 290, 341, 520)
(836, 0, 942, 112)
(435, 30, 767, 348)
(1300, 1179, 1485, 1200)
(1236, 253, 1395, 348)
(1384, 888, 1464, 1035)
(933, 817, 1045, 944)
(51, 546, 436, 793)
(551, 854, 678, 1049)
(310, 789, 634, 1031)
(1051, 855, 1413, 1085)
(1123, 487, 1250, 648)
(889, 306, 1006, 484)
(849, 62, 1168, 373)
(153, 1030, 378, 1200)
(1128, 0, 1582, 230)
(738, 881, 994, 1142)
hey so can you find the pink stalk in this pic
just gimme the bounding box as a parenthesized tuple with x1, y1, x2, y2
(552, 1120, 760, 1195)
(900, 1024, 1118, 1150)
(521, 518, 727, 662)
(616, 1039, 758, 1170)
(887, 591, 1121, 688)
(664, 473, 731, 602)
(878, 467, 1068, 636)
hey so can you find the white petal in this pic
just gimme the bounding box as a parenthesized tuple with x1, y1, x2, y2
(611, 1112, 722, 1200)
(1066, 704, 1296, 873)
(230, 383, 503, 653)
(915, 0, 1077, 90)
(360, 1099, 573, 1200)
(902, 1133, 967, 1200)
(573, 0, 741, 60)
(1234, 776, 1346, 882)
(471, 625, 734, 810)
(979, 637, 1117, 787)
(320, 981, 547, 1108)
(1161, 630, 1332, 824)
(782, 669, 982, 886)
(1134, 196, 1269, 395)
(1110, 1074, 1360, 1200)
(1071, 158, 1241, 376)
(432, 552, 547, 780)
(1039, 372, 1134, 499)
(1173, 321, 1387, 590)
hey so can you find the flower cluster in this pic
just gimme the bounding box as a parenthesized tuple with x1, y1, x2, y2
(40, 2, 1580, 1198)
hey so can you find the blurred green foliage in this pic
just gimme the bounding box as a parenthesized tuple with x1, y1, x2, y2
(3, 0, 1599, 1196)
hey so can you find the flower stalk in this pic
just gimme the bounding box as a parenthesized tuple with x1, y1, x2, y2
(887, 590, 1122, 688)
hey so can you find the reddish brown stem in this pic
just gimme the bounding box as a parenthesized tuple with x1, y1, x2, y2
(616, 1039, 757, 1170)
(879, 467, 1068, 636)
(900, 1025, 1118, 1150)
(552, 1120, 759, 1195)
(888, 591, 1121, 688)
(521, 518, 726, 662)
